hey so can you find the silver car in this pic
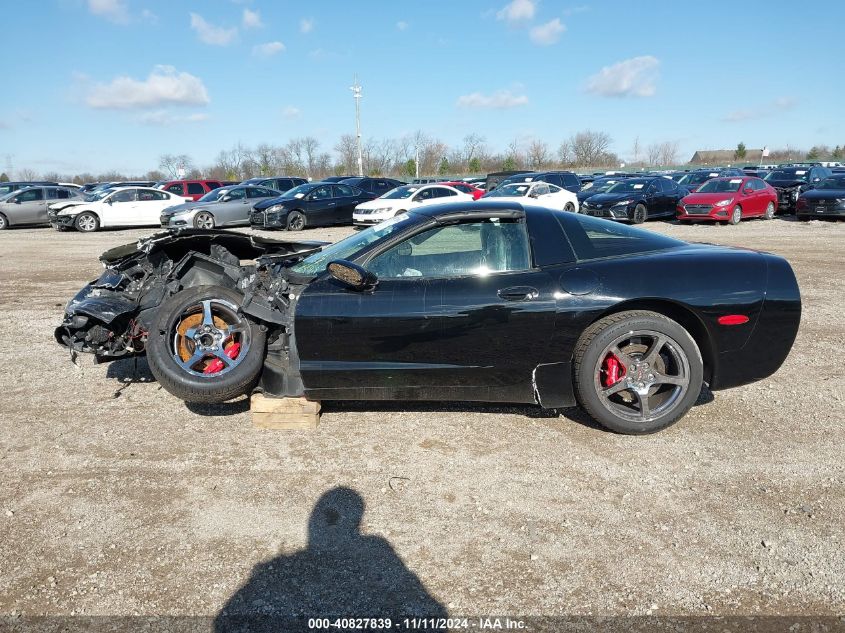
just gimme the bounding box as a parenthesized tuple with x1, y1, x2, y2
(160, 185, 280, 228)
(0, 186, 80, 229)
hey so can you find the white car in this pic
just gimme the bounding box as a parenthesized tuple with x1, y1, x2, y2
(48, 187, 189, 232)
(481, 181, 579, 212)
(353, 184, 473, 226)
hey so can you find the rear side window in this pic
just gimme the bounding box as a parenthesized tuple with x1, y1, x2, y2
(166, 183, 185, 195)
(187, 183, 205, 195)
(563, 174, 580, 188)
(335, 184, 355, 196)
(560, 213, 684, 261)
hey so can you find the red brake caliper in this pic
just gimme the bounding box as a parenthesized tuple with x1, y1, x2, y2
(601, 353, 626, 388)
(203, 341, 241, 375)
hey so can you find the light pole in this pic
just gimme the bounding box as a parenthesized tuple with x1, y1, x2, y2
(350, 78, 363, 177)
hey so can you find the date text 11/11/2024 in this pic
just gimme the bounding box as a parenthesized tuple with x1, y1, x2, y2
(307, 617, 527, 630)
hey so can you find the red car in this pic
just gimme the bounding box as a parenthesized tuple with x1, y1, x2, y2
(155, 179, 225, 201)
(677, 177, 777, 224)
(438, 181, 484, 200)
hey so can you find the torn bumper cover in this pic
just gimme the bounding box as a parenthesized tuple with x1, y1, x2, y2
(54, 228, 325, 362)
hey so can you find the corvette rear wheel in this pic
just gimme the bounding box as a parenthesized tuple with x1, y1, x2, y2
(574, 310, 703, 434)
(729, 205, 742, 225)
(145, 285, 266, 403)
(632, 204, 647, 224)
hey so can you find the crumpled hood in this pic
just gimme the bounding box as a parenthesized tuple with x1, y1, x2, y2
(49, 200, 87, 213)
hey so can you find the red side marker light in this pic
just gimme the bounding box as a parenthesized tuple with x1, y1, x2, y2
(718, 314, 749, 326)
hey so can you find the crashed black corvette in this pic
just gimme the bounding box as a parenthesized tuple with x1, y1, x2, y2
(55, 202, 801, 434)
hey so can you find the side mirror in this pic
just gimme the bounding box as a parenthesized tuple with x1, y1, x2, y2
(221, 195, 231, 202)
(14, 198, 21, 204)
(107, 198, 113, 204)
(743, 187, 753, 195)
(327, 259, 377, 290)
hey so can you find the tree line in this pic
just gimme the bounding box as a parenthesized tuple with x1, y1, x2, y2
(6, 131, 842, 184)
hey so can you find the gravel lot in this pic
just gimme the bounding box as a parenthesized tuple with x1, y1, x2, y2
(1, 217, 843, 623)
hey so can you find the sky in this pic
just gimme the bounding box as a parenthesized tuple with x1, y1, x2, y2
(2, 0, 844, 176)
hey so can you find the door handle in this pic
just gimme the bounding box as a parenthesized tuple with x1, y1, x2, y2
(497, 286, 539, 301)
(328, 202, 336, 206)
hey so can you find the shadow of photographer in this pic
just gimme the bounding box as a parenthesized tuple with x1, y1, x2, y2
(215, 486, 447, 632)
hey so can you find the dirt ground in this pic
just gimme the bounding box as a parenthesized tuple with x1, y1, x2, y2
(1, 216, 843, 624)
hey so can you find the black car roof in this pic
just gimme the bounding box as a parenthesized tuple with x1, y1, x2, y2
(412, 200, 526, 221)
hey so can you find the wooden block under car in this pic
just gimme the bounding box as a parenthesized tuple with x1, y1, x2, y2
(251, 392, 321, 430)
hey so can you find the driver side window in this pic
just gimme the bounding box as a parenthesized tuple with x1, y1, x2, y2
(367, 220, 531, 279)
(111, 189, 136, 203)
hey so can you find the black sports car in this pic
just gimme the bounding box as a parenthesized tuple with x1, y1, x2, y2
(764, 166, 833, 213)
(580, 177, 689, 223)
(250, 182, 375, 230)
(795, 174, 845, 219)
(55, 202, 800, 435)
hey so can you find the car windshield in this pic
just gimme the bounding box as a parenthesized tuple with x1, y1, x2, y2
(679, 172, 719, 187)
(82, 190, 112, 202)
(290, 214, 419, 275)
(818, 176, 845, 190)
(586, 179, 620, 194)
(381, 186, 419, 200)
(605, 180, 652, 194)
(765, 169, 809, 182)
(197, 189, 227, 202)
(697, 179, 744, 193)
(484, 184, 531, 197)
(279, 184, 314, 199)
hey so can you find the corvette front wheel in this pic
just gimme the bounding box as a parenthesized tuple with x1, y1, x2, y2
(146, 286, 266, 403)
(574, 310, 703, 434)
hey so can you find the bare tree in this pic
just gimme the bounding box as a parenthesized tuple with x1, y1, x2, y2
(159, 154, 193, 178)
(526, 139, 550, 170)
(18, 168, 39, 180)
(646, 143, 662, 167)
(462, 133, 487, 166)
(301, 137, 320, 177)
(254, 144, 276, 176)
(334, 135, 358, 175)
(558, 140, 574, 166)
(658, 141, 680, 167)
(569, 130, 612, 166)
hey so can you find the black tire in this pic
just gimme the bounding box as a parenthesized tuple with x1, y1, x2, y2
(632, 204, 647, 224)
(729, 205, 742, 225)
(763, 202, 775, 220)
(194, 211, 215, 229)
(573, 310, 703, 435)
(75, 212, 100, 232)
(287, 210, 306, 231)
(0, 213, 8, 230)
(145, 285, 266, 403)
(564, 202, 576, 212)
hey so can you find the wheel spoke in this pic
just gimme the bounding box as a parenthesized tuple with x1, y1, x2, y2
(634, 390, 651, 420)
(212, 348, 232, 366)
(643, 334, 667, 365)
(201, 300, 215, 328)
(177, 348, 207, 371)
(652, 371, 688, 388)
(602, 380, 630, 397)
(609, 345, 635, 368)
(184, 327, 197, 339)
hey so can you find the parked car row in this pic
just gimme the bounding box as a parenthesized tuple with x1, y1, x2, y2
(1, 161, 843, 232)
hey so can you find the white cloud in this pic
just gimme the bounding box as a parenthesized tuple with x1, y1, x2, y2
(282, 106, 301, 119)
(140, 8, 158, 23)
(87, 0, 129, 23)
(530, 18, 565, 45)
(585, 55, 659, 98)
(300, 17, 314, 33)
(722, 96, 798, 122)
(86, 65, 210, 110)
(137, 110, 210, 126)
(242, 8, 262, 28)
(190, 12, 237, 46)
(457, 89, 529, 109)
(253, 41, 285, 57)
(396, 20, 409, 31)
(496, 0, 535, 24)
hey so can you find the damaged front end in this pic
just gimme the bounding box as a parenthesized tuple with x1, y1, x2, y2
(55, 228, 325, 364)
